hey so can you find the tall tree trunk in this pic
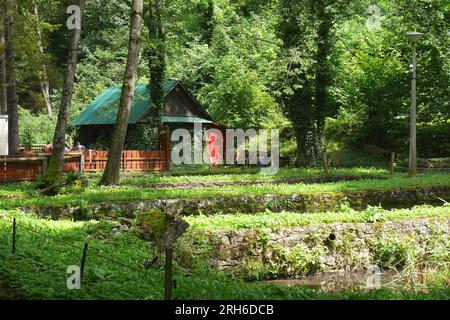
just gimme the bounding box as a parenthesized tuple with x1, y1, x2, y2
(99, 0, 144, 186)
(314, 0, 332, 156)
(5, 0, 18, 155)
(34, 2, 52, 116)
(40, 66, 52, 116)
(146, 0, 165, 149)
(278, 0, 316, 167)
(198, 0, 214, 45)
(0, 2, 7, 115)
(295, 129, 306, 167)
(129, 0, 165, 151)
(288, 78, 315, 168)
(46, 0, 86, 182)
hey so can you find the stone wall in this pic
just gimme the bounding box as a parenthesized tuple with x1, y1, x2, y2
(417, 158, 450, 168)
(180, 218, 450, 279)
(27, 185, 450, 219)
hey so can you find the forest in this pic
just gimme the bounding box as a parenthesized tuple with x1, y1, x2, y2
(2, 0, 449, 162)
(0, 0, 449, 305)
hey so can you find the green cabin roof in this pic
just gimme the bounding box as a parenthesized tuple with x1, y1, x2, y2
(162, 116, 212, 123)
(71, 80, 212, 126)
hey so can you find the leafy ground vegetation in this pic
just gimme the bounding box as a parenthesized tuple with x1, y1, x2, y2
(0, 171, 449, 210)
(118, 167, 391, 185)
(0, 169, 449, 299)
(182, 204, 450, 282)
(184, 205, 450, 232)
(0, 205, 448, 300)
(1, 0, 448, 302)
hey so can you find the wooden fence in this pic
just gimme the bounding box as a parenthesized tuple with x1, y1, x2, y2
(19, 144, 47, 152)
(0, 157, 46, 183)
(81, 150, 169, 172)
(0, 149, 170, 183)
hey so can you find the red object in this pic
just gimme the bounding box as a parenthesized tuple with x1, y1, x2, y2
(207, 133, 221, 166)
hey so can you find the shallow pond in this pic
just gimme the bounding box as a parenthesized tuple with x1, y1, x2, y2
(262, 269, 431, 292)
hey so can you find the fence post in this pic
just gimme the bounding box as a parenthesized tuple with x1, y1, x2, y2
(164, 247, 173, 300)
(80, 242, 89, 286)
(389, 152, 396, 174)
(164, 200, 174, 301)
(12, 218, 16, 254)
(80, 154, 85, 174)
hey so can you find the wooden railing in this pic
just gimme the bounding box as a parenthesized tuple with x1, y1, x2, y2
(19, 144, 47, 152)
(81, 150, 169, 172)
(0, 149, 170, 183)
(0, 157, 46, 183)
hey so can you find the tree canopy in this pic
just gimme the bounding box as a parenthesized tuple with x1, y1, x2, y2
(4, 0, 449, 161)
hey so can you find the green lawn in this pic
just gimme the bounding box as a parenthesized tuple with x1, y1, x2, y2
(0, 209, 448, 300)
(0, 169, 448, 299)
(0, 172, 448, 210)
(3, 167, 389, 200)
(185, 205, 450, 232)
(119, 167, 390, 185)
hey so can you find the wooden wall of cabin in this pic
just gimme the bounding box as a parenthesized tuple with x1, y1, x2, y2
(76, 124, 114, 149)
(164, 85, 210, 120)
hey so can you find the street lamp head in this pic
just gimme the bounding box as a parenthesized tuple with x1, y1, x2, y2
(406, 31, 425, 43)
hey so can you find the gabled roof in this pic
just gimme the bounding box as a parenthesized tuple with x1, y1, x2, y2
(71, 80, 214, 126)
(162, 116, 212, 124)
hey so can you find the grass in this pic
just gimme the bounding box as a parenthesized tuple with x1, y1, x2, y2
(118, 167, 390, 185)
(85, 165, 263, 179)
(330, 148, 389, 167)
(185, 205, 450, 232)
(0, 168, 448, 300)
(0, 210, 448, 300)
(0, 182, 37, 199)
(0, 172, 448, 210)
(2, 167, 389, 200)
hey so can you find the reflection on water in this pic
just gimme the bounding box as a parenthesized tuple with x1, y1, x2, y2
(262, 269, 420, 292)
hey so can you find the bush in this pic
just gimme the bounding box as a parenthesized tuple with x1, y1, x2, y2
(374, 236, 415, 269)
(18, 107, 57, 145)
(417, 124, 450, 157)
(326, 111, 450, 159)
(37, 172, 89, 196)
(267, 244, 326, 278)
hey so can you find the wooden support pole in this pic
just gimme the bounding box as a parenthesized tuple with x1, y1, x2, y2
(12, 218, 16, 254)
(164, 247, 173, 300)
(80, 154, 85, 174)
(80, 242, 88, 286)
(389, 152, 396, 174)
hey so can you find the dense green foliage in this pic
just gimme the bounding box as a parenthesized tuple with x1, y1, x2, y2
(3, 0, 449, 301)
(18, 107, 56, 147)
(0, 208, 448, 299)
(329, 0, 449, 156)
(10, 0, 448, 161)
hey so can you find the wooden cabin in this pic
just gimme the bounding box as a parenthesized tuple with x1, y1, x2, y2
(71, 79, 222, 148)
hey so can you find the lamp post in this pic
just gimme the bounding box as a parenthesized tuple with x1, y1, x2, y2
(406, 31, 424, 177)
